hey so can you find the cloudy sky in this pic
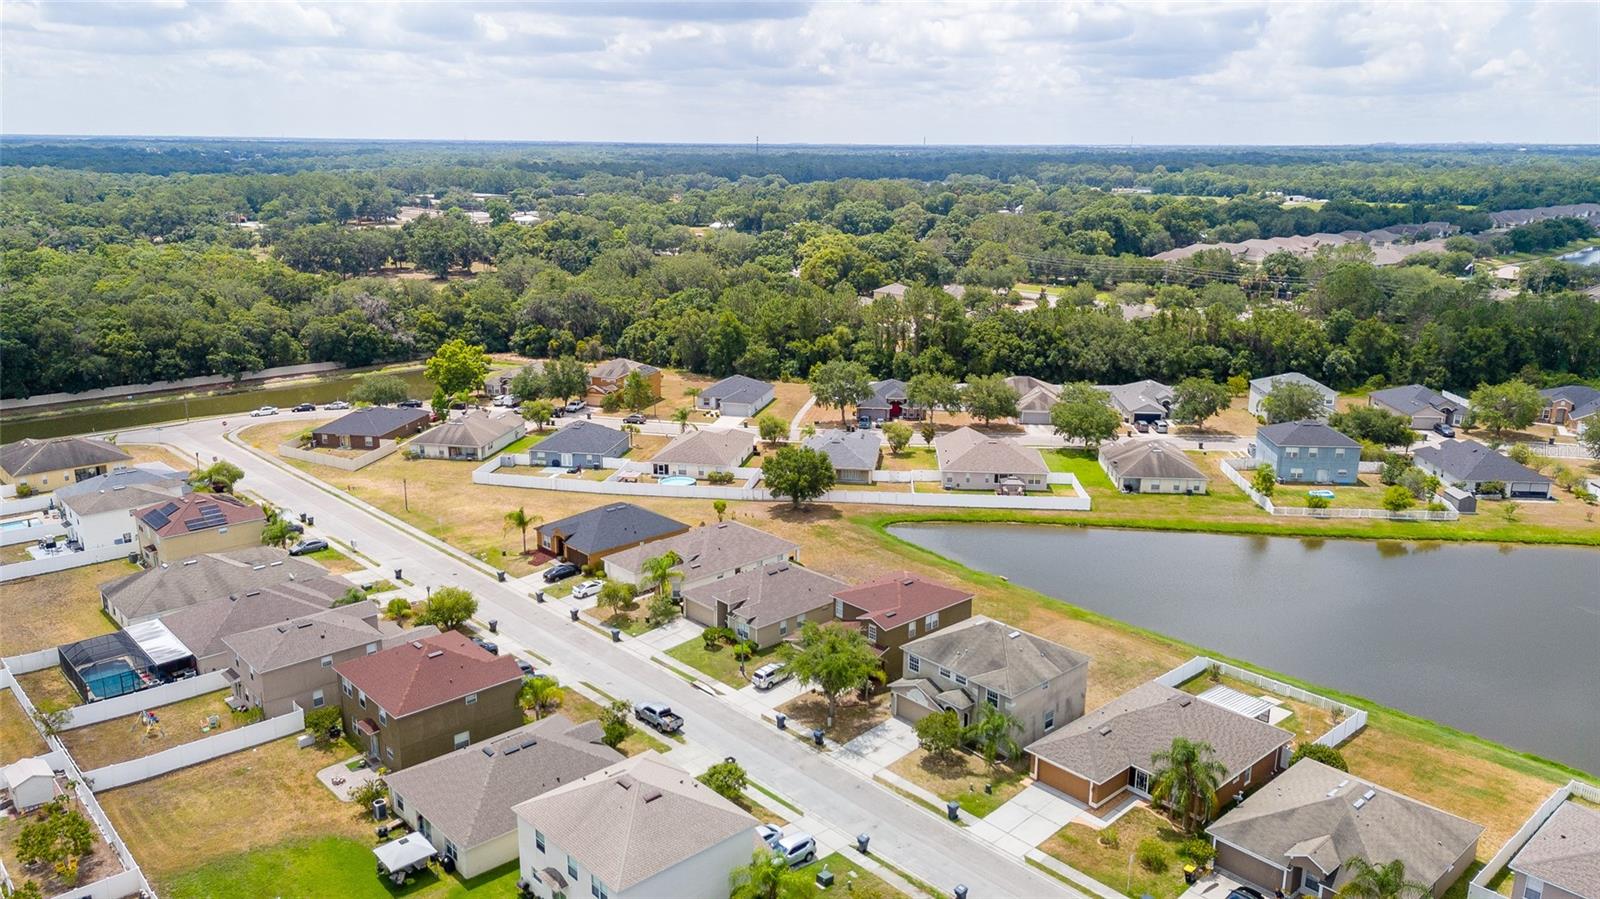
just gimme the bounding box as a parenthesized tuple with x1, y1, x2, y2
(3, 0, 1597, 145)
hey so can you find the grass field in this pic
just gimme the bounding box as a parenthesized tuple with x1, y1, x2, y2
(305, 544, 363, 573)
(162, 836, 521, 899)
(1043, 448, 1114, 490)
(0, 688, 48, 764)
(665, 636, 781, 688)
(16, 667, 83, 709)
(1041, 807, 1189, 899)
(878, 446, 937, 471)
(0, 558, 134, 656)
(887, 748, 1027, 818)
(797, 851, 910, 898)
(498, 432, 546, 455)
(60, 690, 240, 770)
(0, 794, 125, 896)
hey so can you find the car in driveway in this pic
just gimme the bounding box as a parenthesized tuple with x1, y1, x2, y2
(250, 406, 279, 417)
(1225, 888, 1264, 899)
(288, 538, 329, 556)
(542, 562, 580, 583)
(564, 399, 586, 413)
(325, 400, 352, 410)
(1153, 419, 1169, 434)
(292, 402, 316, 413)
(774, 833, 816, 867)
(623, 413, 647, 424)
(755, 824, 782, 849)
(751, 662, 789, 691)
(398, 398, 424, 408)
(570, 579, 603, 599)
(471, 636, 499, 655)
(516, 658, 536, 677)
(1434, 422, 1456, 438)
(1134, 420, 1150, 433)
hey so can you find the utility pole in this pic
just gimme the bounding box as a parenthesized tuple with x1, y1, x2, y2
(403, 478, 409, 512)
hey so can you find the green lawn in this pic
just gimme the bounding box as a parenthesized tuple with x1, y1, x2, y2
(499, 432, 547, 455)
(665, 636, 781, 688)
(163, 836, 521, 899)
(796, 851, 910, 898)
(1043, 448, 1114, 490)
(305, 545, 363, 573)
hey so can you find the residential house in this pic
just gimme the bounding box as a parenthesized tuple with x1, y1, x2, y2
(892, 616, 1089, 746)
(857, 379, 925, 423)
(1026, 681, 1292, 813)
(311, 406, 431, 450)
(512, 751, 758, 899)
(488, 361, 543, 398)
(132, 492, 267, 566)
(1539, 385, 1600, 430)
(1247, 373, 1337, 418)
(0, 436, 132, 494)
(588, 359, 661, 397)
(1099, 439, 1209, 494)
(223, 610, 414, 717)
(1007, 376, 1061, 425)
(694, 375, 775, 419)
(101, 547, 325, 625)
(159, 575, 361, 673)
(933, 426, 1049, 493)
(870, 282, 967, 302)
(54, 465, 190, 550)
(1413, 439, 1553, 498)
(1254, 421, 1360, 485)
(526, 421, 631, 470)
(1208, 759, 1483, 899)
(1368, 384, 1469, 430)
(1100, 379, 1174, 424)
(682, 561, 846, 648)
(410, 410, 525, 461)
(803, 429, 881, 483)
(334, 631, 525, 770)
(832, 573, 975, 681)
(535, 503, 688, 568)
(1505, 800, 1600, 899)
(603, 521, 798, 592)
(384, 715, 621, 878)
(1, 758, 57, 812)
(649, 429, 754, 479)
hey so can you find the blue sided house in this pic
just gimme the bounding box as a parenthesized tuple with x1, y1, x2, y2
(1254, 421, 1361, 485)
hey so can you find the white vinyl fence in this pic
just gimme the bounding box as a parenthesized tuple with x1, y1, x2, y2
(4, 646, 62, 675)
(1469, 780, 1600, 899)
(1219, 459, 1457, 521)
(0, 520, 51, 546)
(59, 670, 232, 730)
(279, 440, 400, 471)
(0, 493, 54, 515)
(83, 704, 306, 791)
(0, 543, 132, 582)
(1156, 656, 1367, 748)
(46, 867, 148, 899)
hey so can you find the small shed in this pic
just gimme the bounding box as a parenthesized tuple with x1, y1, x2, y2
(1439, 485, 1477, 515)
(2, 757, 58, 811)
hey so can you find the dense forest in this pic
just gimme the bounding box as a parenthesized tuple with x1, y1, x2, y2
(2, 140, 1598, 400)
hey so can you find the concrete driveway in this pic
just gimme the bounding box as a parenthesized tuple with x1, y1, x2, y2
(834, 717, 919, 776)
(983, 783, 1088, 848)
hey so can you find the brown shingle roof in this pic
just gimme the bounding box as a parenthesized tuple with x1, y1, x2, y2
(0, 436, 131, 477)
(684, 561, 845, 628)
(135, 492, 264, 537)
(603, 521, 797, 581)
(933, 427, 1048, 476)
(334, 631, 521, 717)
(832, 572, 974, 629)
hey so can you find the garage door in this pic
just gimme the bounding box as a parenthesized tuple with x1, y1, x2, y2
(1031, 757, 1092, 804)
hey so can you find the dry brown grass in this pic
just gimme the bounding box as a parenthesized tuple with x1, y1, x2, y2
(1176, 671, 1333, 744)
(0, 558, 133, 656)
(16, 667, 84, 710)
(778, 691, 888, 743)
(60, 690, 240, 770)
(0, 687, 48, 764)
(888, 747, 1027, 816)
(121, 442, 202, 474)
(0, 793, 124, 895)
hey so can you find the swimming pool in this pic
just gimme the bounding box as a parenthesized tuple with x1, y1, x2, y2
(0, 517, 39, 532)
(658, 476, 697, 486)
(1307, 489, 1336, 499)
(81, 659, 141, 699)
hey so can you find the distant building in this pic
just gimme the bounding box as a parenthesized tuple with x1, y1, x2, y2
(1247, 373, 1336, 418)
(693, 375, 775, 419)
(0, 436, 132, 494)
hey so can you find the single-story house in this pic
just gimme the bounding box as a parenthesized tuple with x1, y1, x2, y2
(55, 465, 190, 550)
(1368, 384, 1469, 430)
(101, 547, 325, 625)
(869, 282, 967, 302)
(312, 406, 432, 450)
(1026, 681, 1292, 813)
(159, 575, 362, 673)
(1254, 421, 1360, 485)
(1, 758, 58, 812)
(535, 503, 688, 568)
(0, 436, 133, 494)
(832, 572, 975, 681)
(694, 375, 775, 419)
(1099, 439, 1209, 494)
(1208, 759, 1484, 899)
(526, 420, 630, 470)
(409, 410, 525, 461)
(1539, 385, 1600, 428)
(588, 358, 661, 397)
(1413, 439, 1553, 498)
(892, 616, 1089, 746)
(803, 429, 881, 483)
(649, 429, 754, 479)
(933, 427, 1049, 493)
(133, 492, 267, 566)
(681, 561, 845, 648)
(1247, 373, 1337, 418)
(384, 715, 622, 879)
(603, 521, 798, 592)
(1101, 380, 1173, 424)
(1504, 799, 1600, 899)
(512, 751, 758, 899)
(857, 379, 925, 423)
(1007, 376, 1061, 425)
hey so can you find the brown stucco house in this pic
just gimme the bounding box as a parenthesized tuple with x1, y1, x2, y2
(132, 492, 267, 566)
(830, 573, 975, 681)
(158, 575, 365, 673)
(0, 436, 132, 494)
(682, 561, 846, 648)
(334, 631, 524, 770)
(222, 611, 419, 718)
(311, 406, 431, 450)
(588, 358, 662, 397)
(535, 503, 688, 568)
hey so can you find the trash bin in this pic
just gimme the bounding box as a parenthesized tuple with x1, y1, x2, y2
(535, 590, 545, 603)
(1184, 865, 1198, 885)
(394, 568, 402, 580)
(610, 628, 621, 642)
(945, 801, 960, 821)
(497, 570, 507, 583)
(569, 608, 579, 622)
(488, 619, 498, 634)
(775, 713, 787, 730)
(306, 515, 314, 527)
(953, 885, 968, 899)
(812, 728, 824, 747)
(856, 833, 870, 854)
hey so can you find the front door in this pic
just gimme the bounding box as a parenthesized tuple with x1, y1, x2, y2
(1315, 468, 1330, 483)
(368, 733, 379, 761)
(1130, 767, 1152, 796)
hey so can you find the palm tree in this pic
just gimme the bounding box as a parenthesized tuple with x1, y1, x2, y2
(504, 507, 537, 555)
(964, 703, 1022, 778)
(672, 407, 692, 433)
(1149, 736, 1228, 834)
(519, 676, 564, 721)
(729, 849, 818, 899)
(1339, 857, 1431, 899)
(640, 552, 682, 599)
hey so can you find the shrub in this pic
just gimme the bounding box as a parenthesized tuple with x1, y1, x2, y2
(1290, 743, 1349, 772)
(1477, 480, 1506, 497)
(1097, 828, 1120, 849)
(1381, 485, 1415, 512)
(915, 710, 963, 759)
(1178, 838, 1216, 867)
(1135, 837, 1169, 873)
(697, 760, 748, 801)
(1251, 466, 1275, 497)
(14, 482, 34, 498)
(304, 706, 343, 746)
(350, 779, 388, 817)
(1306, 494, 1330, 510)
(707, 470, 736, 485)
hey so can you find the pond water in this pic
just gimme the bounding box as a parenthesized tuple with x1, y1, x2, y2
(1557, 246, 1600, 266)
(889, 522, 1600, 772)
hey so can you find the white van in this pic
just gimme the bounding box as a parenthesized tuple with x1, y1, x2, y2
(751, 663, 789, 691)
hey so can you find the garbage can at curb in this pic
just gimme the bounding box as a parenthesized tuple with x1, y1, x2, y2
(569, 608, 579, 622)
(855, 833, 870, 854)
(945, 801, 960, 821)
(394, 568, 402, 581)
(811, 728, 824, 747)
(535, 590, 545, 603)
(610, 628, 621, 642)
(953, 885, 968, 899)
(488, 620, 498, 634)
(497, 570, 506, 583)
(775, 713, 787, 730)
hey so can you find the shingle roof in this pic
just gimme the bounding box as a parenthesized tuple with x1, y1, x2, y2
(589, 358, 659, 381)
(861, 379, 911, 409)
(1368, 384, 1465, 417)
(530, 420, 631, 457)
(135, 492, 264, 537)
(1257, 421, 1360, 449)
(383, 715, 622, 850)
(650, 429, 754, 468)
(1100, 440, 1208, 481)
(511, 751, 757, 892)
(832, 572, 974, 629)
(684, 561, 845, 628)
(312, 406, 431, 438)
(1100, 380, 1173, 416)
(1414, 439, 1550, 485)
(222, 609, 385, 673)
(1250, 372, 1334, 396)
(159, 576, 358, 660)
(409, 410, 521, 449)
(1508, 801, 1600, 898)
(604, 522, 797, 580)
(1016, 385, 1062, 414)
(335, 630, 521, 717)
(1208, 760, 1483, 891)
(804, 429, 882, 472)
(934, 427, 1048, 475)
(1026, 681, 1292, 784)
(700, 375, 773, 406)
(0, 436, 131, 477)
(54, 465, 187, 503)
(60, 482, 187, 518)
(537, 503, 687, 557)
(101, 548, 325, 622)
(902, 616, 1088, 697)
(1541, 385, 1600, 417)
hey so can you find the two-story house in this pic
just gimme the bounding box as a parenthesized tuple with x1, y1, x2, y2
(222, 611, 417, 717)
(54, 466, 190, 550)
(1254, 421, 1361, 485)
(334, 631, 524, 770)
(131, 492, 268, 566)
(160, 575, 368, 673)
(682, 561, 846, 649)
(831, 573, 975, 681)
(603, 521, 799, 594)
(1247, 373, 1337, 419)
(588, 358, 662, 398)
(891, 616, 1090, 746)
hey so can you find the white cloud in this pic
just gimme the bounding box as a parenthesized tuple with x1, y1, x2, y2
(1, 0, 1595, 144)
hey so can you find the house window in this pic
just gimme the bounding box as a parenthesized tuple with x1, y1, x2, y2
(249, 667, 257, 680)
(342, 680, 352, 697)
(358, 690, 367, 709)
(320, 655, 333, 668)
(1286, 447, 1299, 458)
(1524, 878, 1544, 899)
(395, 795, 404, 812)
(1337, 469, 1349, 479)
(938, 667, 951, 679)
(378, 709, 388, 726)
(985, 688, 999, 708)
(908, 621, 916, 638)
(954, 674, 967, 686)
(465, 693, 478, 706)
(366, 642, 378, 654)
(834, 599, 844, 619)
(1334, 448, 1345, 458)
(1303, 869, 1325, 893)
(1149, 481, 1161, 491)
(1307, 447, 1318, 458)
(567, 856, 578, 879)
(907, 655, 920, 674)
(779, 619, 788, 637)
(924, 612, 939, 630)
(1044, 709, 1055, 730)
(592, 875, 609, 899)
(535, 830, 545, 852)
(866, 622, 878, 643)
(1243, 766, 1252, 786)
(454, 731, 470, 750)
(311, 689, 325, 709)
(386, 746, 395, 762)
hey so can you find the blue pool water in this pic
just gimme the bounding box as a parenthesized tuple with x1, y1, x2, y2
(81, 659, 140, 699)
(0, 517, 38, 531)
(658, 476, 697, 486)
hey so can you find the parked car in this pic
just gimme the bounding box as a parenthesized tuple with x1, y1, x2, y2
(471, 636, 499, 655)
(633, 702, 683, 734)
(1434, 422, 1456, 438)
(516, 658, 536, 677)
(565, 466, 581, 474)
(493, 394, 518, 407)
(565, 399, 587, 413)
(398, 398, 424, 408)
(775, 833, 816, 867)
(250, 405, 279, 417)
(291, 402, 316, 413)
(751, 662, 790, 691)
(288, 538, 329, 556)
(542, 562, 580, 583)
(325, 400, 352, 410)
(570, 579, 604, 599)
(1134, 420, 1150, 433)
(1226, 889, 1264, 899)
(623, 413, 647, 424)
(1153, 419, 1169, 434)
(756, 824, 782, 849)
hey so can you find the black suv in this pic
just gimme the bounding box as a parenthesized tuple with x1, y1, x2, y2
(542, 562, 580, 583)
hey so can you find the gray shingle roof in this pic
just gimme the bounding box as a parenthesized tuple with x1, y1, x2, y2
(384, 715, 621, 850)
(1508, 801, 1600, 898)
(1100, 380, 1173, 416)
(861, 379, 911, 410)
(0, 436, 132, 477)
(1208, 760, 1484, 891)
(901, 616, 1088, 697)
(101, 548, 326, 622)
(683, 561, 845, 628)
(1368, 384, 1464, 417)
(511, 752, 756, 892)
(934, 427, 1048, 475)
(312, 406, 431, 438)
(1257, 421, 1360, 449)
(159, 577, 360, 660)
(1413, 439, 1550, 485)
(53, 465, 187, 502)
(700, 375, 773, 405)
(1026, 681, 1292, 784)
(1100, 440, 1208, 481)
(530, 420, 631, 457)
(1541, 385, 1600, 414)
(59, 483, 188, 518)
(1250, 372, 1335, 396)
(222, 609, 384, 672)
(410, 410, 521, 449)
(804, 429, 882, 472)
(604, 522, 797, 580)
(589, 358, 659, 381)
(651, 429, 754, 468)
(537, 503, 687, 556)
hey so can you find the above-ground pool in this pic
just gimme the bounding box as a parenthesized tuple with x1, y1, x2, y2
(658, 476, 697, 486)
(1307, 489, 1336, 499)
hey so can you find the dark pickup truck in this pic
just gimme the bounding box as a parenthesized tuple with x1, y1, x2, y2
(634, 702, 683, 735)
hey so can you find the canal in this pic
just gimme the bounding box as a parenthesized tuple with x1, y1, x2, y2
(888, 522, 1600, 772)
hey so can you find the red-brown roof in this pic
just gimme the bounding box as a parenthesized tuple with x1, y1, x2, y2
(334, 631, 521, 717)
(831, 572, 975, 629)
(135, 492, 264, 537)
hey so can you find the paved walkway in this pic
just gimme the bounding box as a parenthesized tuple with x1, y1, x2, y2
(315, 756, 378, 802)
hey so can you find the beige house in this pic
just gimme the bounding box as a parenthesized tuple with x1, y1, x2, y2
(1505, 800, 1600, 899)
(934, 427, 1049, 493)
(222, 610, 416, 718)
(803, 429, 881, 483)
(892, 616, 1090, 746)
(603, 521, 798, 592)
(649, 429, 754, 480)
(410, 410, 525, 461)
(132, 492, 266, 566)
(588, 358, 661, 397)
(682, 561, 845, 648)
(159, 575, 361, 672)
(0, 436, 132, 494)
(1099, 439, 1209, 494)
